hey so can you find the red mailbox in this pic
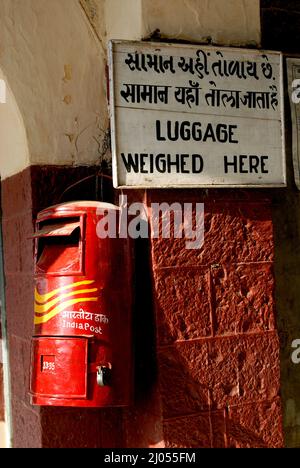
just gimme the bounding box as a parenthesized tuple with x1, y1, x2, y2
(29, 201, 133, 407)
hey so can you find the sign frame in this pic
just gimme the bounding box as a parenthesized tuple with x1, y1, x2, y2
(287, 57, 300, 190)
(108, 40, 286, 189)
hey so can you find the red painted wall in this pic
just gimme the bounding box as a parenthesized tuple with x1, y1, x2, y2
(146, 189, 283, 448)
(120, 188, 284, 448)
(1, 169, 284, 447)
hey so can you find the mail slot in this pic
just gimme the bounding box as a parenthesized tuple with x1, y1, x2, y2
(29, 201, 133, 407)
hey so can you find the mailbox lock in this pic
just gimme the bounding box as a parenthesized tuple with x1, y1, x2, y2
(96, 365, 112, 387)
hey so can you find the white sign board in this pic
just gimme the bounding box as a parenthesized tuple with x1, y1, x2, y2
(108, 41, 286, 188)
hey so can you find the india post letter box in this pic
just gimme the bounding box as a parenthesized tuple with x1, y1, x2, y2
(29, 201, 133, 407)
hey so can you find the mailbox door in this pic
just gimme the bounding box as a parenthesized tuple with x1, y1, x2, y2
(30, 337, 88, 399)
(34, 216, 84, 276)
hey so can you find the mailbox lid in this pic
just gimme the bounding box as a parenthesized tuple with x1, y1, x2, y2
(35, 216, 83, 276)
(33, 221, 80, 238)
(30, 337, 88, 399)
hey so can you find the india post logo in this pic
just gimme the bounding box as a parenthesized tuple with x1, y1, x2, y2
(34, 280, 99, 324)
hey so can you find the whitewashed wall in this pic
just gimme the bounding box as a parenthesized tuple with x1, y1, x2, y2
(0, 0, 107, 179)
(0, 68, 30, 179)
(0, 0, 261, 180)
(105, 0, 260, 46)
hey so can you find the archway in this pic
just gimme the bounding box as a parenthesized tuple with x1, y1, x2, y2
(0, 67, 30, 448)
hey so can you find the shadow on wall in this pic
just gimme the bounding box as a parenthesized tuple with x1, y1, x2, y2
(31, 166, 114, 213)
(131, 233, 158, 408)
(272, 56, 300, 448)
(117, 216, 163, 449)
(157, 342, 281, 448)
